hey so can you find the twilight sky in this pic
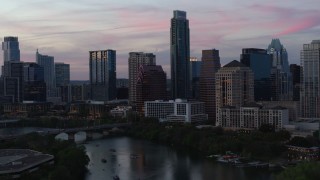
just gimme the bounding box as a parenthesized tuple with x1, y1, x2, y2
(1, 0, 320, 80)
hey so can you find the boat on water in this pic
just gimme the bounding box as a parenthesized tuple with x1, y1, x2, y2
(207, 154, 221, 159)
(101, 158, 107, 163)
(113, 175, 120, 180)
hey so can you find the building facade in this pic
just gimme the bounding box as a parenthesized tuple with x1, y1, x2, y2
(36, 50, 56, 98)
(300, 40, 320, 121)
(215, 60, 254, 108)
(2, 62, 24, 102)
(170, 10, 190, 99)
(23, 62, 46, 102)
(217, 104, 289, 130)
(290, 64, 301, 101)
(199, 49, 221, 122)
(215, 60, 254, 125)
(190, 57, 201, 99)
(136, 65, 167, 114)
(240, 48, 272, 101)
(267, 39, 292, 101)
(89, 50, 116, 101)
(55, 63, 70, 87)
(2, 36, 20, 62)
(258, 101, 299, 122)
(145, 99, 207, 123)
(128, 52, 155, 105)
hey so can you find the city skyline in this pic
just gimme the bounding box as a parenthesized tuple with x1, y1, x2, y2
(1, 0, 320, 80)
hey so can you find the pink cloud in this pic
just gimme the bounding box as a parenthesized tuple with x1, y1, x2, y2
(274, 17, 320, 37)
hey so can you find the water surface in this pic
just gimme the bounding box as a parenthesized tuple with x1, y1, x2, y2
(84, 137, 276, 180)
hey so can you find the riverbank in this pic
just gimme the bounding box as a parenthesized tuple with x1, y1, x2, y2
(0, 133, 89, 180)
(126, 121, 291, 162)
(84, 136, 276, 180)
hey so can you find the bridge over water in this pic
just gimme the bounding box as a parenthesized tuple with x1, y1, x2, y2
(0, 123, 131, 141)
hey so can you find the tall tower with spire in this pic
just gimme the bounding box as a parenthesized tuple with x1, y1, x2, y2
(267, 39, 292, 101)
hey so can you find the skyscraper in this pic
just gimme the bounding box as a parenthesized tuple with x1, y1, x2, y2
(267, 39, 292, 101)
(55, 63, 70, 87)
(36, 50, 56, 97)
(89, 50, 116, 101)
(300, 40, 320, 121)
(240, 48, 272, 101)
(128, 52, 155, 105)
(190, 57, 201, 99)
(2, 36, 20, 62)
(1, 37, 22, 102)
(136, 65, 167, 114)
(199, 49, 221, 122)
(170, 10, 190, 99)
(1, 36, 20, 77)
(215, 60, 254, 109)
(23, 62, 46, 102)
(2, 62, 24, 102)
(290, 64, 301, 101)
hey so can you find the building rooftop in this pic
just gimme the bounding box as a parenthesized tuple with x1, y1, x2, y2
(271, 106, 287, 110)
(223, 60, 246, 68)
(0, 149, 54, 175)
(242, 102, 263, 108)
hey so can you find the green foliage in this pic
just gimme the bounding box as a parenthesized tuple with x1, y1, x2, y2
(127, 121, 291, 160)
(277, 162, 320, 180)
(288, 136, 312, 147)
(259, 123, 275, 133)
(1, 133, 89, 180)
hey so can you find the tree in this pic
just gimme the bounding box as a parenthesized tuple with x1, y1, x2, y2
(259, 123, 275, 133)
(288, 136, 311, 147)
(277, 162, 320, 180)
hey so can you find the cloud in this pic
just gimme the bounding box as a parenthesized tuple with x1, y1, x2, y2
(1, 1, 320, 79)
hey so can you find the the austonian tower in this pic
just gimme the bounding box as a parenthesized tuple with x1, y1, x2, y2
(170, 10, 190, 99)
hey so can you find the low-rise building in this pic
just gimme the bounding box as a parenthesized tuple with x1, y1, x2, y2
(2, 102, 52, 117)
(110, 106, 132, 118)
(258, 101, 299, 121)
(217, 103, 289, 130)
(145, 99, 208, 123)
(69, 101, 110, 119)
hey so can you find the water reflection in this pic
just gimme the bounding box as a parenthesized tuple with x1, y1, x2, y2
(84, 137, 275, 180)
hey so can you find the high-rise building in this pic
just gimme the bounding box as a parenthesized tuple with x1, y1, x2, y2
(24, 62, 44, 82)
(170, 10, 190, 99)
(267, 39, 292, 101)
(215, 60, 254, 109)
(199, 49, 221, 122)
(36, 50, 56, 97)
(190, 57, 201, 99)
(136, 65, 167, 114)
(55, 63, 70, 87)
(240, 48, 272, 101)
(89, 50, 116, 101)
(23, 62, 46, 102)
(1, 37, 22, 102)
(2, 62, 24, 102)
(290, 64, 301, 101)
(2, 36, 20, 62)
(1, 36, 20, 76)
(128, 52, 155, 105)
(300, 40, 320, 121)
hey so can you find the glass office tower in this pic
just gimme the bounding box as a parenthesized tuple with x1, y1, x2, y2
(170, 10, 190, 99)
